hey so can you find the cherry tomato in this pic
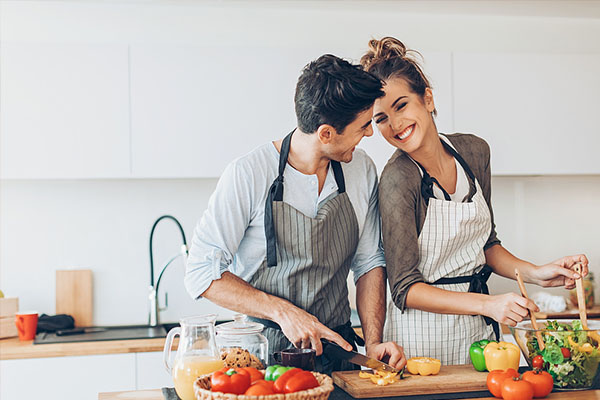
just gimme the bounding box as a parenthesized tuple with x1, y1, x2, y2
(522, 369, 554, 398)
(486, 369, 520, 398)
(561, 347, 571, 359)
(531, 355, 544, 370)
(501, 377, 534, 400)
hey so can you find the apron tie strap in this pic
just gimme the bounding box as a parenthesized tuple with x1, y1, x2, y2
(265, 131, 294, 267)
(433, 265, 500, 341)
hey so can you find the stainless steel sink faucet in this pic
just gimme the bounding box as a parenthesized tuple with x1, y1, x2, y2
(148, 215, 188, 327)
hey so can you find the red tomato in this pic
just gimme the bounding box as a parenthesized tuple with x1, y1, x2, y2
(561, 347, 571, 359)
(501, 377, 534, 400)
(284, 371, 320, 393)
(273, 368, 301, 393)
(531, 355, 544, 370)
(241, 367, 264, 384)
(245, 382, 275, 396)
(522, 370, 553, 398)
(486, 369, 520, 398)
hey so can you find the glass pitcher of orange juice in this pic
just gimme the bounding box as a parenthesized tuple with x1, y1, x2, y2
(164, 315, 224, 400)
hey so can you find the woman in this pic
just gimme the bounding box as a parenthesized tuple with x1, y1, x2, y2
(360, 37, 589, 364)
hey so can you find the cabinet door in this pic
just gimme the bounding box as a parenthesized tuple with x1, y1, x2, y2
(0, 353, 136, 400)
(453, 53, 600, 175)
(136, 351, 175, 390)
(130, 45, 349, 178)
(0, 43, 130, 179)
(357, 51, 454, 174)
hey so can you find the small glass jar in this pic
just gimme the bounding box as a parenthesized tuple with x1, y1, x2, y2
(215, 314, 268, 368)
(569, 271, 595, 308)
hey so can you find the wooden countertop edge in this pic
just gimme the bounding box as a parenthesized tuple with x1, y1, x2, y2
(97, 389, 600, 400)
(0, 336, 176, 360)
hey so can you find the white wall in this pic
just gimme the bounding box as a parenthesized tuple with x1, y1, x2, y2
(1, 1, 599, 325)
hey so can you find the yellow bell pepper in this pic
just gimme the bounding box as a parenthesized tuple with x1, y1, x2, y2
(483, 341, 520, 371)
(406, 357, 441, 376)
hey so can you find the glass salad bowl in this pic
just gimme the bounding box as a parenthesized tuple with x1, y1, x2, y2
(510, 319, 600, 389)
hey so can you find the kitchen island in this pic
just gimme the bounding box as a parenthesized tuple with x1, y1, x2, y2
(98, 388, 600, 399)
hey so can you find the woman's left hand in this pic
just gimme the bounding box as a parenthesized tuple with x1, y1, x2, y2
(530, 254, 589, 289)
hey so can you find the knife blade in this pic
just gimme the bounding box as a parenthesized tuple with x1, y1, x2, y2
(323, 340, 400, 374)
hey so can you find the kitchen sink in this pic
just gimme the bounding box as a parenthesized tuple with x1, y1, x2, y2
(33, 323, 179, 345)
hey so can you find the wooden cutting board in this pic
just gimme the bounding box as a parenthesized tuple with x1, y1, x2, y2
(534, 305, 600, 319)
(332, 364, 488, 398)
(56, 269, 93, 327)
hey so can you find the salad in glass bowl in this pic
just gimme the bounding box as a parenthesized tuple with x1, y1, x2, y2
(510, 319, 600, 389)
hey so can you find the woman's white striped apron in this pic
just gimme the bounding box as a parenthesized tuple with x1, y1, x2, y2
(384, 138, 496, 365)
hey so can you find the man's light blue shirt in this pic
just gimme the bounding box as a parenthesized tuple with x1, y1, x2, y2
(185, 142, 386, 300)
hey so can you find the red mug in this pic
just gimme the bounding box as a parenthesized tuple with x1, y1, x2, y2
(15, 312, 39, 341)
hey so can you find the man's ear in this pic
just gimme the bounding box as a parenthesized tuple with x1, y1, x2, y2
(316, 124, 337, 144)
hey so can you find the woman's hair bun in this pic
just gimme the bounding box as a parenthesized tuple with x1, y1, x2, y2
(361, 37, 408, 70)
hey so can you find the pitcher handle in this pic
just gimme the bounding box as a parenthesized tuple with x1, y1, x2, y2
(163, 327, 181, 373)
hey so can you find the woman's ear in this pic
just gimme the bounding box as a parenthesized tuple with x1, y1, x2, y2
(424, 88, 435, 113)
(316, 124, 337, 144)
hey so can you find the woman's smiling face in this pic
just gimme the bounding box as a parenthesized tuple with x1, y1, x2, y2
(373, 78, 436, 153)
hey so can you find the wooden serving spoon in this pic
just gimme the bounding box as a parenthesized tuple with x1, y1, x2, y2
(573, 262, 588, 329)
(515, 268, 545, 351)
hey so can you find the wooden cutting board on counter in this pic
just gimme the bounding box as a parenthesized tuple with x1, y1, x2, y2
(332, 364, 488, 398)
(56, 269, 93, 327)
(534, 305, 600, 319)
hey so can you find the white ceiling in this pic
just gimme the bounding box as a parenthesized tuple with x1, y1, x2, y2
(5, 0, 600, 19)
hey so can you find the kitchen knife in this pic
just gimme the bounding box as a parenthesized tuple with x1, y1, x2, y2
(323, 340, 400, 374)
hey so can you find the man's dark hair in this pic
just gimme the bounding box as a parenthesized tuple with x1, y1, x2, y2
(294, 54, 384, 134)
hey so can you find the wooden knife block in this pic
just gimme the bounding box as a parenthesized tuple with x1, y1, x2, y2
(56, 270, 93, 327)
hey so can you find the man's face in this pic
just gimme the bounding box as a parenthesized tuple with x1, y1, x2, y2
(326, 106, 375, 163)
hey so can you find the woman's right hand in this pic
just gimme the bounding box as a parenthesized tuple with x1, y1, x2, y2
(482, 293, 539, 327)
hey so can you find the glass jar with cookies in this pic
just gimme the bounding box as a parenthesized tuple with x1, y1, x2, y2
(215, 314, 268, 369)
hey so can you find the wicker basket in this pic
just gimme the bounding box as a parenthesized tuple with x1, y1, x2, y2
(194, 371, 334, 400)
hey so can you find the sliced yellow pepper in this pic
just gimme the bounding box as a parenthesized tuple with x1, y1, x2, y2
(587, 331, 600, 346)
(406, 357, 441, 376)
(358, 370, 399, 386)
(483, 341, 520, 371)
(568, 335, 594, 353)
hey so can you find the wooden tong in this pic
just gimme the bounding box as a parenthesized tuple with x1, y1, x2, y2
(573, 262, 588, 329)
(515, 269, 545, 351)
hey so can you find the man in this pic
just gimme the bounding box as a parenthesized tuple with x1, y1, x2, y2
(185, 54, 405, 373)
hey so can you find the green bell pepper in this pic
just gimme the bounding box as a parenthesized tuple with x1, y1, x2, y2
(469, 339, 494, 372)
(265, 365, 281, 381)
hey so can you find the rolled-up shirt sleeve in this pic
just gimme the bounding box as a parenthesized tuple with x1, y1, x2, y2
(379, 158, 425, 311)
(184, 160, 254, 299)
(350, 160, 386, 283)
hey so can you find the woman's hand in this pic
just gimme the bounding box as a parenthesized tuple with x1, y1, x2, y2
(482, 293, 539, 327)
(528, 254, 589, 289)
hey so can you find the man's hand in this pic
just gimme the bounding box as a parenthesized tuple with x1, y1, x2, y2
(366, 341, 407, 370)
(275, 304, 352, 356)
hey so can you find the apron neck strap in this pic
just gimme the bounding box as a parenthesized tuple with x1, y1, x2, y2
(414, 136, 477, 202)
(264, 130, 347, 267)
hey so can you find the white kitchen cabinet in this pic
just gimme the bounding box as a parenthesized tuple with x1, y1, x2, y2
(453, 53, 600, 175)
(136, 351, 175, 390)
(0, 353, 135, 400)
(129, 44, 318, 178)
(0, 43, 131, 179)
